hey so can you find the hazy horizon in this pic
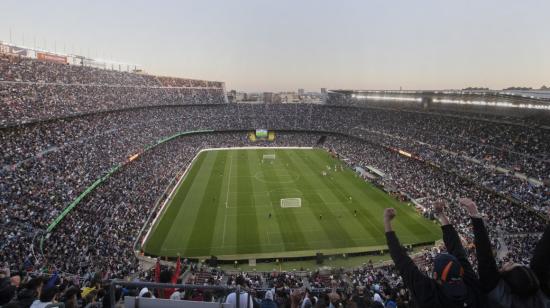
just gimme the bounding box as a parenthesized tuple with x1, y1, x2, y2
(1, 0, 549, 92)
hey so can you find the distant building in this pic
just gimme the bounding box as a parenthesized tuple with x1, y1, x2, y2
(263, 92, 274, 103)
(236, 92, 247, 101)
(227, 90, 255, 103)
(227, 89, 237, 103)
(298, 88, 305, 95)
(279, 92, 300, 103)
(321, 88, 328, 103)
(246, 93, 260, 101)
(262, 92, 282, 103)
(273, 94, 282, 104)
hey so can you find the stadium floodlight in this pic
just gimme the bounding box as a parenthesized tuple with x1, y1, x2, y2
(354, 95, 422, 103)
(433, 98, 550, 110)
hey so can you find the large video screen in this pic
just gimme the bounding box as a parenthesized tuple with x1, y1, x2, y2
(256, 129, 268, 138)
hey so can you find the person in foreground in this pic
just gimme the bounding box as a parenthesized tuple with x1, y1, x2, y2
(459, 197, 550, 308)
(383, 202, 484, 307)
(225, 275, 255, 308)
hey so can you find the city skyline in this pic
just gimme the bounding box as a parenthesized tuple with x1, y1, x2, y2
(1, 0, 549, 92)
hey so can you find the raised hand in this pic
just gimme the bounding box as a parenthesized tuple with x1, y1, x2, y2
(290, 288, 304, 305)
(458, 197, 480, 217)
(383, 208, 396, 232)
(433, 200, 446, 216)
(433, 200, 450, 225)
(384, 208, 396, 221)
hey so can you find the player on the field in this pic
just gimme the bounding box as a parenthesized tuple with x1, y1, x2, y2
(354, 209, 357, 217)
(268, 213, 272, 219)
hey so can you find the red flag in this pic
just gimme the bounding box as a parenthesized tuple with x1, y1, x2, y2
(164, 256, 181, 299)
(171, 256, 181, 284)
(154, 259, 160, 282)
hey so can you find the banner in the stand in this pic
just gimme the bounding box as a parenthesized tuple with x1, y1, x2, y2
(37, 52, 67, 64)
(0, 43, 28, 56)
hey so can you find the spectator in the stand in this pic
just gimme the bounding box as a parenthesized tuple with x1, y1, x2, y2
(225, 276, 254, 308)
(11, 277, 43, 308)
(460, 198, 550, 307)
(30, 286, 59, 308)
(300, 289, 313, 308)
(372, 284, 384, 306)
(138, 288, 154, 298)
(383, 202, 484, 307)
(0, 268, 20, 306)
(384, 294, 397, 308)
(351, 286, 371, 308)
(260, 290, 277, 308)
(62, 287, 80, 308)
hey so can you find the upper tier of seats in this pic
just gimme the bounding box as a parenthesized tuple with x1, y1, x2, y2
(0, 53, 226, 126)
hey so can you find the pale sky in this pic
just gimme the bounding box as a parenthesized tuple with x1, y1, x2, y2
(1, 0, 549, 92)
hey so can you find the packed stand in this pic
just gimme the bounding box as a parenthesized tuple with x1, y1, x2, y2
(0, 53, 226, 126)
(1, 63, 550, 306)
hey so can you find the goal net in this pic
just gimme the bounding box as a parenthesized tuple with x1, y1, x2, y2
(280, 198, 301, 208)
(262, 154, 276, 160)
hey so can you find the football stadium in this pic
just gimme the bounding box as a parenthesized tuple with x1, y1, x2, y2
(1, 1, 550, 307)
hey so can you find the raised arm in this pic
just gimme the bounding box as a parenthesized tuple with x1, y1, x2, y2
(384, 208, 438, 302)
(530, 208, 550, 296)
(459, 198, 500, 292)
(434, 200, 474, 276)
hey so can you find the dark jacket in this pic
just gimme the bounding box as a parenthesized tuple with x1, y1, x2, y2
(12, 287, 38, 308)
(471, 217, 550, 308)
(260, 298, 277, 308)
(531, 223, 550, 297)
(385, 224, 484, 308)
(0, 278, 16, 305)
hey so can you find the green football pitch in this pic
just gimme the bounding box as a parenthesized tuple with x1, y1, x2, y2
(142, 148, 441, 260)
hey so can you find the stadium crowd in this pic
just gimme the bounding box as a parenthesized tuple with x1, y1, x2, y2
(0, 53, 222, 88)
(1, 53, 550, 307)
(0, 53, 226, 126)
(3, 129, 549, 306)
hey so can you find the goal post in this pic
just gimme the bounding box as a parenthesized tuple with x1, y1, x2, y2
(280, 198, 301, 208)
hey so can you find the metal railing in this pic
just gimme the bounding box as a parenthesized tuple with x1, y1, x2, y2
(108, 280, 344, 308)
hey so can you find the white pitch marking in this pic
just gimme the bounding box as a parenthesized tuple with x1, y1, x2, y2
(222, 214, 228, 246)
(225, 153, 234, 209)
